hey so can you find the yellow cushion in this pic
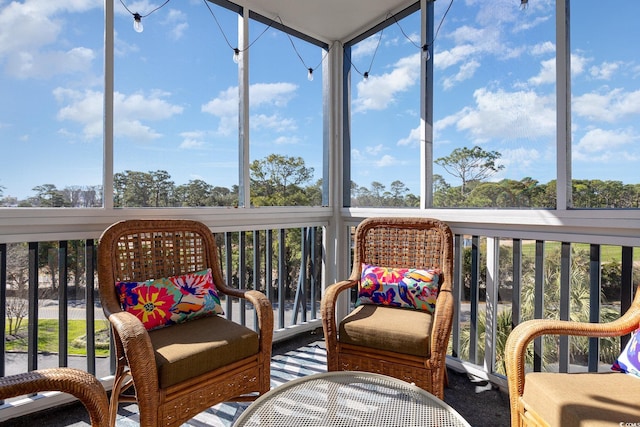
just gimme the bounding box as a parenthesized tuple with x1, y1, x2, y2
(338, 304, 433, 357)
(148, 315, 259, 388)
(522, 371, 640, 427)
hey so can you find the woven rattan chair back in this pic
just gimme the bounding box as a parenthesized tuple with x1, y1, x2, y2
(322, 217, 454, 399)
(97, 219, 273, 427)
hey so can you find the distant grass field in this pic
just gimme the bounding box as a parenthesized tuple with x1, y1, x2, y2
(5, 319, 110, 357)
(518, 241, 640, 263)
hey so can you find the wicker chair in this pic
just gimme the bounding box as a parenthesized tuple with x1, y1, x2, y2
(97, 219, 273, 427)
(0, 367, 109, 427)
(505, 286, 640, 427)
(321, 217, 454, 399)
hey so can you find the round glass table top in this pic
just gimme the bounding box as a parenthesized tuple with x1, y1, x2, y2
(233, 371, 471, 427)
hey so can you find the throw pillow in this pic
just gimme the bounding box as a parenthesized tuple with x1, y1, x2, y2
(356, 263, 441, 313)
(116, 268, 224, 331)
(612, 327, 640, 377)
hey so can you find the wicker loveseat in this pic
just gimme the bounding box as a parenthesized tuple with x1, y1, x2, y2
(321, 217, 454, 399)
(505, 286, 640, 427)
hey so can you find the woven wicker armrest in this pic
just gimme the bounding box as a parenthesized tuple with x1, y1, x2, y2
(108, 310, 160, 396)
(321, 279, 359, 370)
(0, 368, 109, 427)
(243, 289, 274, 342)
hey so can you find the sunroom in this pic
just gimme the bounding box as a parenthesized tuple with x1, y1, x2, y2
(1, 0, 639, 425)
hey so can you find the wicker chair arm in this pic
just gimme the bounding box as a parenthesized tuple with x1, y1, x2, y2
(505, 306, 640, 427)
(428, 289, 455, 368)
(108, 311, 160, 411)
(0, 368, 109, 427)
(244, 289, 274, 346)
(321, 279, 358, 370)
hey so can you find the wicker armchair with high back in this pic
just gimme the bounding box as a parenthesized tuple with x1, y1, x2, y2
(505, 285, 640, 427)
(97, 219, 273, 427)
(321, 217, 454, 399)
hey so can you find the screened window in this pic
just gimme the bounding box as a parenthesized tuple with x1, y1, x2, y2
(348, 10, 422, 208)
(113, 1, 240, 207)
(247, 18, 325, 207)
(432, 1, 557, 208)
(570, 0, 640, 208)
(0, 3, 104, 207)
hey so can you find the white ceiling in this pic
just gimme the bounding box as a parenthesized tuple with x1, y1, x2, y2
(227, 0, 418, 43)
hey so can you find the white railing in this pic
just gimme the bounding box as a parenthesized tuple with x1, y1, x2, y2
(1, 206, 640, 418)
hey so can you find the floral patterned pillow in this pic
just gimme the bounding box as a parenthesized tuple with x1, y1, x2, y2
(612, 327, 640, 377)
(356, 263, 441, 313)
(116, 268, 224, 331)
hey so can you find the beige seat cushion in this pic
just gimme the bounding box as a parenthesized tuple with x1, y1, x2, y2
(522, 371, 640, 427)
(338, 304, 433, 357)
(148, 315, 259, 388)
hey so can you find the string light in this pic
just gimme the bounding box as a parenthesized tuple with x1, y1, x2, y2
(392, 0, 453, 64)
(119, 0, 171, 33)
(133, 13, 143, 33)
(422, 44, 431, 61)
(521, 0, 529, 9)
(343, 25, 384, 82)
(233, 48, 240, 64)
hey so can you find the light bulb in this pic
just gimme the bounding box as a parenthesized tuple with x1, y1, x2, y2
(133, 13, 143, 33)
(233, 48, 240, 64)
(422, 45, 430, 61)
(363, 72, 369, 81)
(307, 68, 314, 81)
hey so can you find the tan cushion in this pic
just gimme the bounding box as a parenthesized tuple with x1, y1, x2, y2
(148, 315, 259, 388)
(522, 371, 640, 427)
(338, 304, 433, 357)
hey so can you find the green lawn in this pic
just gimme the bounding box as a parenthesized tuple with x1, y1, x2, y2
(5, 319, 110, 357)
(519, 241, 640, 263)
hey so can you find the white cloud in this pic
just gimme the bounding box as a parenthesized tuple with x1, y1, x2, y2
(366, 144, 385, 156)
(0, 0, 101, 78)
(179, 131, 207, 149)
(397, 126, 421, 147)
(498, 147, 541, 174)
(573, 88, 640, 123)
(202, 82, 298, 135)
(375, 154, 396, 167)
(527, 57, 555, 86)
(574, 128, 637, 160)
(530, 41, 555, 56)
(436, 87, 555, 143)
(274, 135, 301, 145)
(54, 87, 183, 141)
(589, 61, 620, 80)
(353, 53, 420, 112)
(443, 59, 480, 90)
(351, 34, 382, 60)
(251, 114, 297, 133)
(163, 9, 188, 40)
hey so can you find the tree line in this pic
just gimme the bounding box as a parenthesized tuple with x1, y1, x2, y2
(1, 149, 639, 208)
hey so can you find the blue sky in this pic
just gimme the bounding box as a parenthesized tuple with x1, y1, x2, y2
(1, 0, 639, 201)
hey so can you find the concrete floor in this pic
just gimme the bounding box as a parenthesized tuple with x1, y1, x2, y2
(4, 330, 511, 426)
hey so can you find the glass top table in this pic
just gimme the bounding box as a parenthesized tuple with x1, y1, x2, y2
(233, 371, 471, 427)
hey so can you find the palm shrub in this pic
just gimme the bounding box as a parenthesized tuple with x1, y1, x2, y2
(458, 244, 620, 375)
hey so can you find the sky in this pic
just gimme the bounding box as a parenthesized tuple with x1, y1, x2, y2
(0, 0, 639, 201)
